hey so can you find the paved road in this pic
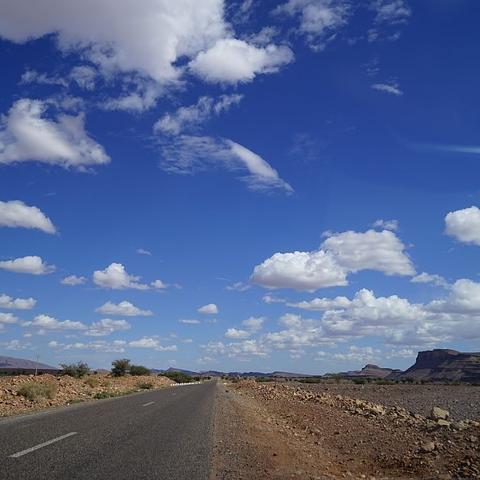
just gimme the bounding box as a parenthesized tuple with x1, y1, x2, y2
(0, 381, 216, 480)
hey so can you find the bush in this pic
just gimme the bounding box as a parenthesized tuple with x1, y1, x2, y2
(61, 361, 91, 378)
(17, 381, 57, 401)
(84, 375, 100, 388)
(136, 381, 154, 390)
(352, 378, 367, 385)
(94, 391, 115, 399)
(129, 365, 150, 376)
(111, 358, 131, 377)
(162, 371, 193, 383)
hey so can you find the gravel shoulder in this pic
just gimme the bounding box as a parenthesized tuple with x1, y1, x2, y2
(211, 382, 328, 479)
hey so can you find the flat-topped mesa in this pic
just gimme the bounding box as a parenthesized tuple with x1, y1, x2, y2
(359, 364, 400, 378)
(399, 349, 480, 382)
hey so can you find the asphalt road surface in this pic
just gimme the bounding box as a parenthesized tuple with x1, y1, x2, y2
(0, 381, 216, 480)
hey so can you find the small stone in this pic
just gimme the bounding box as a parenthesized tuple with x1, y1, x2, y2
(430, 406, 449, 420)
(437, 419, 451, 427)
(420, 441, 436, 453)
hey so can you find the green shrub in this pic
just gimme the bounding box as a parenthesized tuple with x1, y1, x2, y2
(352, 378, 367, 385)
(162, 371, 193, 383)
(84, 375, 100, 388)
(111, 358, 131, 377)
(17, 381, 57, 401)
(61, 361, 91, 378)
(94, 391, 115, 399)
(136, 381, 154, 390)
(129, 365, 151, 376)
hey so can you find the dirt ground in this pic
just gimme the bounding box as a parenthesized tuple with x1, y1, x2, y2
(212, 381, 480, 479)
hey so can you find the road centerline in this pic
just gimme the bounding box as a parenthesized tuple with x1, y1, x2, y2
(142, 401, 155, 407)
(9, 432, 78, 458)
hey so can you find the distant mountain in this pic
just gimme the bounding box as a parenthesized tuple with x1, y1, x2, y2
(358, 364, 402, 378)
(325, 364, 400, 379)
(0, 355, 58, 372)
(392, 349, 480, 382)
(151, 367, 313, 379)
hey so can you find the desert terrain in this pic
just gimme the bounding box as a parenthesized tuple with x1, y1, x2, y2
(213, 380, 480, 479)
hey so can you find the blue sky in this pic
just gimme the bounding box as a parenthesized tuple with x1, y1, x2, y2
(1, 0, 480, 373)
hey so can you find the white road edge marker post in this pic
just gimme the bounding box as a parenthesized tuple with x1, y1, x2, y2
(9, 432, 78, 458)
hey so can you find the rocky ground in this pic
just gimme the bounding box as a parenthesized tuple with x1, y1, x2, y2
(0, 373, 174, 417)
(297, 382, 480, 421)
(213, 381, 480, 479)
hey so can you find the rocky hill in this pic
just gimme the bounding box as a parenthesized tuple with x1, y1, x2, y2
(0, 355, 58, 373)
(393, 349, 480, 382)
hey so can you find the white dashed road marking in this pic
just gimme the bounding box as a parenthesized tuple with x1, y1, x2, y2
(9, 432, 78, 458)
(142, 402, 155, 407)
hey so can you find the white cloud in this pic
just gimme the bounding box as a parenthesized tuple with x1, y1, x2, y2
(371, 0, 411, 25)
(226, 281, 251, 292)
(0, 255, 55, 275)
(252, 250, 348, 291)
(228, 140, 294, 193)
(321, 229, 414, 275)
(61, 275, 87, 286)
(24, 314, 87, 331)
(190, 38, 293, 84)
(198, 303, 219, 314)
(20, 69, 68, 87)
(59, 340, 127, 353)
(372, 82, 403, 96)
(154, 95, 243, 136)
(85, 318, 131, 337)
(179, 319, 201, 324)
(288, 295, 351, 311)
(0, 293, 36, 310)
(0, 1, 293, 103)
(411, 272, 448, 288)
(3, 339, 31, 351)
(159, 135, 293, 194)
(333, 345, 381, 363)
(0, 1, 227, 83)
(0, 200, 56, 233)
(242, 316, 265, 332)
(101, 81, 162, 113)
(151, 279, 169, 290)
(93, 263, 149, 290)
(225, 328, 251, 339)
(136, 248, 152, 256)
(372, 218, 398, 231)
(252, 229, 414, 291)
(129, 337, 177, 351)
(429, 279, 480, 314)
(95, 301, 153, 317)
(445, 206, 480, 246)
(274, 0, 350, 51)
(262, 294, 287, 304)
(0, 313, 18, 324)
(204, 339, 267, 359)
(0, 99, 110, 169)
(69, 65, 96, 90)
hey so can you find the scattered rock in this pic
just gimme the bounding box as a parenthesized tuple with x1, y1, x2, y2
(437, 419, 451, 427)
(420, 441, 436, 453)
(431, 406, 449, 420)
